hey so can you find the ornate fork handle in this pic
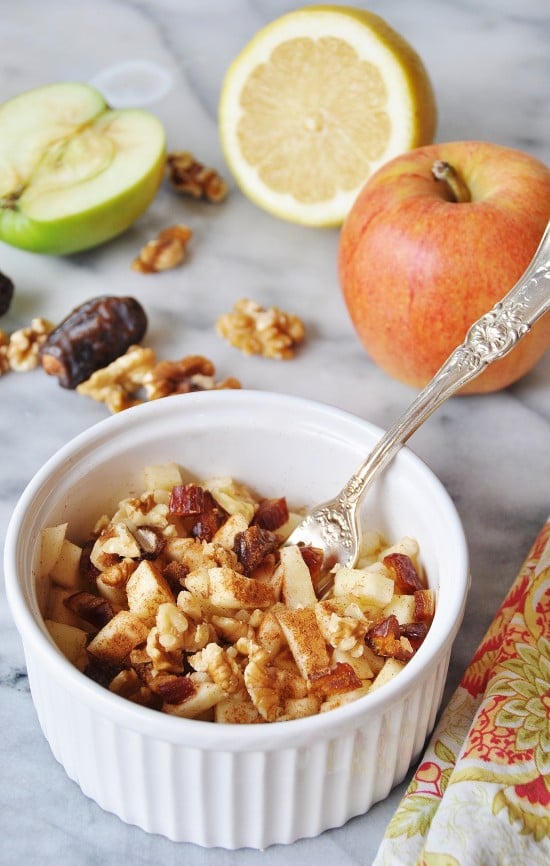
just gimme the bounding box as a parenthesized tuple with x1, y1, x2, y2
(340, 220, 550, 508)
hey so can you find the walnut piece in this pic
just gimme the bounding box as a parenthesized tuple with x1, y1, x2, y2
(132, 224, 193, 273)
(0, 330, 9, 375)
(7, 317, 55, 371)
(167, 151, 228, 203)
(76, 345, 156, 412)
(216, 299, 305, 360)
(143, 354, 241, 400)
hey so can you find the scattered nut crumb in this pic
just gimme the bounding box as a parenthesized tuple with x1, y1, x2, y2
(132, 224, 193, 274)
(77, 347, 241, 413)
(167, 151, 228, 203)
(6, 317, 55, 372)
(216, 299, 305, 360)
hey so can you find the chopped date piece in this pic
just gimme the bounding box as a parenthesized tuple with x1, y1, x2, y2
(399, 621, 429, 651)
(299, 545, 324, 584)
(383, 552, 423, 593)
(40, 295, 148, 389)
(169, 483, 217, 516)
(192, 508, 226, 542)
(152, 674, 196, 705)
(234, 525, 279, 574)
(309, 662, 362, 696)
(79, 541, 100, 584)
(64, 591, 115, 629)
(85, 656, 127, 689)
(253, 497, 289, 531)
(162, 560, 189, 594)
(366, 615, 414, 662)
(0, 270, 14, 317)
(170, 484, 228, 541)
(413, 589, 436, 622)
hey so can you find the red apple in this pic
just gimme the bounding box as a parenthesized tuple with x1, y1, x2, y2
(338, 141, 550, 393)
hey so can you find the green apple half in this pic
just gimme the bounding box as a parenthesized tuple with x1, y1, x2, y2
(0, 82, 166, 255)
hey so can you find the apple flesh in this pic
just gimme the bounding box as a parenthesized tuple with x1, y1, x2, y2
(339, 141, 550, 393)
(0, 82, 166, 255)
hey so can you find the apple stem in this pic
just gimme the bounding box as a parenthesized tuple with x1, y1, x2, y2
(431, 160, 471, 203)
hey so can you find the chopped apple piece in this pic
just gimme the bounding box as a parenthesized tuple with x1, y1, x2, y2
(126, 560, 175, 625)
(163, 681, 225, 718)
(39, 523, 68, 578)
(333, 562, 394, 606)
(208, 566, 276, 610)
(276, 607, 329, 679)
(203, 476, 258, 522)
(47, 586, 91, 630)
(382, 593, 416, 624)
(369, 657, 406, 692)
(45, 619, 88, 670)
(143, 462, 182, 492)
(87, 610, 149, 663)
(276, 545, 317, 609)
(49, 538, 83, 588)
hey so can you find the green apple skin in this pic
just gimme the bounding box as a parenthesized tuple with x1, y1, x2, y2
(0, 83, 166, 255)
(0, 152, 166, 255)
(339, 141, 550, 393)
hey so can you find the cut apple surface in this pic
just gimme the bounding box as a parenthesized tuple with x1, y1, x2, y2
(0, 82, 166, 254)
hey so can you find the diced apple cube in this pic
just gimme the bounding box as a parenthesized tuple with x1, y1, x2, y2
(212, 512, 249, 549)
(87, 610, 149, 663)
(49, 538, 83, 588)
(143, 462, 182, 492)
(39, 523, 67, 578)
(331, 646, 375, 681)
(96, 574, 128, 609)
(333, 562, 394, 606)
(215, 695, 264, 724)
(47, 586, 91, 630)
(203, 476, 257, 523)
(126, 560, 175, 625)
(256, 609, 285, 660)
(369, 657, 406, 692)
(45, 619, 88, 670)
(163, 681, 225, 718)
(383, 593, 416, 624)
(276, 545, 317, 609)
(208, 566, 276, 610)
(276, 607, 329, 679)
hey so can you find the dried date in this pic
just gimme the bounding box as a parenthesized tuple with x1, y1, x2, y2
(253, 497, 289, 531)
(234, 525, 279, 574)
(0, 271, 14, 317)
(39, 295, 147, 388)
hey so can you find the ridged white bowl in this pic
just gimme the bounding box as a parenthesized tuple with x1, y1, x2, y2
(5, 390, 469, 849)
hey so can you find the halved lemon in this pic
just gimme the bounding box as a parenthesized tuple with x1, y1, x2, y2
(219, 5, 437, 226)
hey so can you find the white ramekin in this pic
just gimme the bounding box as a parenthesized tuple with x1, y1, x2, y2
(4, 390, 469, 848)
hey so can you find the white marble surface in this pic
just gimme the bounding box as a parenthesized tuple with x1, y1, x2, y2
(1, 0, 550, 863)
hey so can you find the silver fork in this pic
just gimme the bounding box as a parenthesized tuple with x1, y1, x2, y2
(286, 220, 550, 593)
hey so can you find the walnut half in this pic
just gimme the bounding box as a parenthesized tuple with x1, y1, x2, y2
(167, 151, 228, 203)
(216, 299, 306, 360)
(132, 225, 193, 274)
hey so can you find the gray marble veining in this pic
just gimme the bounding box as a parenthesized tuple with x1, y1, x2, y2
(1, 1, 549, 863)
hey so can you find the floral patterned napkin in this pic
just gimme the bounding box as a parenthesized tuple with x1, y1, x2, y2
(373, 516, 550, 866)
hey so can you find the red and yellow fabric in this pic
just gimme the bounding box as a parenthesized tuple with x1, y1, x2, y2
(374, 517, 550, 865)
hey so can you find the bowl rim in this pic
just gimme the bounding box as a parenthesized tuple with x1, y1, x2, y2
(4, 389, 469, 751)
